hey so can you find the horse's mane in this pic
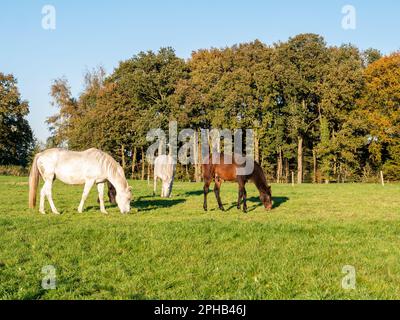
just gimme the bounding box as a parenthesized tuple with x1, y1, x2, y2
(252, 161, 269, 193)
(89, 148, 128, 188)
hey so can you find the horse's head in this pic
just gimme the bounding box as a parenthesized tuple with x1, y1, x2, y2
(260, 186, 273, 210)
(116, 186, 132, 214)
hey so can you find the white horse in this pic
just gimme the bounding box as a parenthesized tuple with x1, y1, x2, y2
(153, 155, 176, 198)
(29, 148, 132, 214)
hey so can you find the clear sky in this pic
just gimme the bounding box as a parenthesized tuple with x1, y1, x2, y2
(1, 0, 399, 142)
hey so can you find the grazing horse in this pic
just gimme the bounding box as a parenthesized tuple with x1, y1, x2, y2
(29, 148, 132, 214)
(153, 155, 176, 198)
(202, 153, 272, 213)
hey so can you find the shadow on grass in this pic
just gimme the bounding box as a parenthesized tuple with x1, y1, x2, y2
(273, 196, 290, 208)
(85, 203, 118, 212)
(248, 196, 289, 209)
(85, 193, 288, 213)
(133, 196, 186, 212)
(182, 190, 289, 206)
(181, 190, 204, 197)
(222, 196, 289, 212)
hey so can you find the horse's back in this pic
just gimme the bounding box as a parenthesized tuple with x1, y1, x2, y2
(214, 162, 237, 181)
(54, 148, 103, 165)
(154, 155, 175, 179)
(39, 148, 101, 159)
(202, 153, 238, 181)
(37, 148, 110, 184)
(203, 153, 259, 181)
(82, 147, 103, 155)
(155, 154, 172, 165)
(36, 148, 67, 168)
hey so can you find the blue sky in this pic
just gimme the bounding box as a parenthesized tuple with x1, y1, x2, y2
(1, 0, 399, 142)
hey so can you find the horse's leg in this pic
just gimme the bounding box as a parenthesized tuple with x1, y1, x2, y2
(78, 179, 95, 213)
(242, 184, 248, 213)
(161, 179, 165, 198)
(203, 178, 211, 211)
(168, 179, 174, 198)
(153, 175, 157, 197)
(237, 180, 244, 210)
(97, 182, 108, 214)
(39, 182, 46, 214)
(43, 178, 59, 215)
(214, 178, 225, 211)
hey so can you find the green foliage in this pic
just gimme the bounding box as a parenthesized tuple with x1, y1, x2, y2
(0, 165, 28, 176)
(0, 73, 34, 166)
(357, 52, 400, 175)
(46, 77, 78, 148)
(362, 48, 383, 66)
(44, 36, 399, 182)
(383, 143, 400, 180)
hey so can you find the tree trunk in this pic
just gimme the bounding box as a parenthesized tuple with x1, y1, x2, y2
(193, 131, 199, 182)
(254, 129, 259, 163)
(197, 136, 202, 182)
(121, 144, 126, 171)
(333, 157, 337, 182)
(313, 149, 317, 184)
(284, 158, 289, 183)
(141, 147, 145, 180)
(277, 147, 283, 183)
(131, 147, 137, 179)
(297, 136, 303, 184)
(147, 163, 151, 185)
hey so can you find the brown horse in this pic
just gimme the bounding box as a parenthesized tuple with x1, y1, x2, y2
(97, 181, 117, 205)
(202, 153, 272, 213)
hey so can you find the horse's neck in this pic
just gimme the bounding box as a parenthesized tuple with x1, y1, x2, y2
(253, 178, 266, 192)
(252, 166, 267, 193)
(108, 171, 127, 193)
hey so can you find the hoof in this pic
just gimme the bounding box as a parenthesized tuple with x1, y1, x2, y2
(53, 211, 60, 215)
(39, 210, 46, 215)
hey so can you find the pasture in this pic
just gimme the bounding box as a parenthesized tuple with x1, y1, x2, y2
(1, 175, 400, 300)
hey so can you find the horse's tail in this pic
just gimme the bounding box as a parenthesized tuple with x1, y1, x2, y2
(29, 154, 40, 209)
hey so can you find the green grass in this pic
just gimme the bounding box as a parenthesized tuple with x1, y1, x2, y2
(1, 175, 400, 300)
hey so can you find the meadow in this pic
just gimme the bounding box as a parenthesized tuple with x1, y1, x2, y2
(1, 175, 400, 300)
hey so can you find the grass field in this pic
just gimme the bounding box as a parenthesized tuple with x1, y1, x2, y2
(1, 175, 400, 300)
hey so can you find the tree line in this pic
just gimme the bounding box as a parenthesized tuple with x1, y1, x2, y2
(0, 73, 34, 168)
(1, 33, 399, 182)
